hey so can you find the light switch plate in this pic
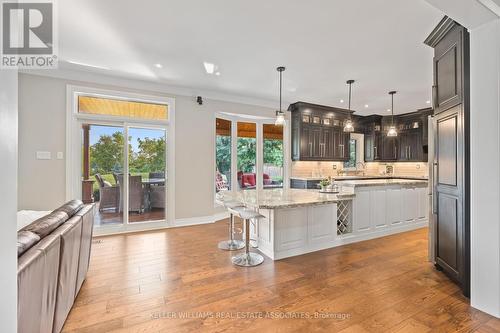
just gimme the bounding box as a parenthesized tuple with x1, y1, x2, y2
(36, 151, 51, 160)
(57, 152, 64, 159)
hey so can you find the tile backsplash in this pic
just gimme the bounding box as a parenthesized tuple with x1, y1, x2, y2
(291, 161, 428, 178)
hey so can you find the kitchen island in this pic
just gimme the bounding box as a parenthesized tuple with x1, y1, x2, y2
(217, 188, 355, 260)
(217, 178, 428, 260)
(339, 178, 429, 242)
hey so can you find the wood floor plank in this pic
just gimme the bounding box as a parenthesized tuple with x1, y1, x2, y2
(62, 222, 500, 333)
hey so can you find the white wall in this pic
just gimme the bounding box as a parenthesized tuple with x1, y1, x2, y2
(470, 17, 500, 318)
(0, 71, 18, 332)
(18, 72, 276, 220)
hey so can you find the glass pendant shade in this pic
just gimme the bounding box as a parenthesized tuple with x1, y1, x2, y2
(275, 110, 285, 126)
(343, 119, 354, 132)
(343, 79, 355, 133)
(387, 90, 398, 137)
(387, 125, 398, 137)
(275, 66, 286, 126)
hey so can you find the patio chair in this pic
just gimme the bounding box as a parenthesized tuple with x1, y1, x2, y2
(94, 174, 119, 212)
(116, 174, 144, 214)
(150, 185, 166, 209)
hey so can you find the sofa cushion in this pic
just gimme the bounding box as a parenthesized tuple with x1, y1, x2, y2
(17, 230, 41, 257)
(22, 211, 69, 238)
(55, 200, 84, 218)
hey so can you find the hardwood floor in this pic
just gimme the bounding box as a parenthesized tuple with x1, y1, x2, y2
(63, 221, 500, 333)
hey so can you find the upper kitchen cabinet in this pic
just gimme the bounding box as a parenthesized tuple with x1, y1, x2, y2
(290, 102, 353, 161)
(396, 109, 432, 161)
(359, 115, 382, 162)
(424, 17, 468, 114)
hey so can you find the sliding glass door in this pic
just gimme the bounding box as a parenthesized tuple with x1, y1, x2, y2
(82, 124, 125, 226)
(128, 127, 166, 223)
(81, 123, 167, 228)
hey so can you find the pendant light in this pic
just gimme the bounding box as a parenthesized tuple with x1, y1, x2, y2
(274, 66, 286, 126)
(387, 91, 398, 137)
(343, 79, 355, 132)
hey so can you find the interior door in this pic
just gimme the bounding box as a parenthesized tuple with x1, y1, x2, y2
(434, 105, 467, 293)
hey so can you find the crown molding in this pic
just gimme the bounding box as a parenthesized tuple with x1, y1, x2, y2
(424, 16, 457, 47)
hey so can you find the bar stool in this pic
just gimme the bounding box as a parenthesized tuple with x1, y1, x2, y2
(218, 200, 245, 251)
(228, 208, 265, 267)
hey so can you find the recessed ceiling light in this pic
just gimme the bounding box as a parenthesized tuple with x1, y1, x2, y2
(215, 71, 221, 76)
(203, 62, 215, 74)
(387, 108, 391, 112)
(364, 104, 369, 108)
(154, 63, 163, 68)
(66, 60, 109, 70)
(340, 99, 344, 103)
(426, 100, 431, 104)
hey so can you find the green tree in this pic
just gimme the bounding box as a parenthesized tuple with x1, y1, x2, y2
(131, 137, 166, 173)
(90, 131, 127, 174)
(237, 137, 256, 172)
(263, 139, 283, 167)
(216, 135, 231, 174)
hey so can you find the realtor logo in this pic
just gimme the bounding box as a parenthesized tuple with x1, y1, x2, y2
(1, 0, 57, 69)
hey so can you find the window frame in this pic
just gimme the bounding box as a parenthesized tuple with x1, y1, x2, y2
(66, 85, 175, 235)
(214, 112, 290, 204)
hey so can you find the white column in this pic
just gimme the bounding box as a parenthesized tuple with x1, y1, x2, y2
(470, 17, 500, 318)
(0, 70, 18, 332)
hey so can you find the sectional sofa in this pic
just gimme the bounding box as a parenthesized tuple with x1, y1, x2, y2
(17, 200, 95, 333)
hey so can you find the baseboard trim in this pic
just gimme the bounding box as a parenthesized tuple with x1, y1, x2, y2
(173, 212, 229, 228)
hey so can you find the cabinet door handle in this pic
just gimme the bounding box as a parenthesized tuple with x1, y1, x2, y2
(309, 142, 312, 156)
(432, 85, 438, 110)
(374, 146, 378, 159)
(409, 146, 411, 159)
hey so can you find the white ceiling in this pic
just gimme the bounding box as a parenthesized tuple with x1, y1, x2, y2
(58, 0, 443, 115)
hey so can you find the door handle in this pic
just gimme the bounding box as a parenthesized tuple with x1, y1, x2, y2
(432, 85, 438, 110)
(309, 142, 312, 155)
(433, 162, 438, 214)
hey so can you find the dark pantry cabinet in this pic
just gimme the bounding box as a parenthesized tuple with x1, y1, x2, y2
(425, 16, 470, 296)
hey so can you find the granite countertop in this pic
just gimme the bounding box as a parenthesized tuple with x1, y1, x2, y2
(290, 175, 429, 181)
(216, 188, 355, 209)
(338, 178, 428, 187)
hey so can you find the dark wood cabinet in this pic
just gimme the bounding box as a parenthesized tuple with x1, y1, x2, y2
(290, 102, 353, 161)
(290, 103, 431, 163)
(399, 130, 422, 161)
(381, 136, 398, 160)
(428, 20, 465, 114)
(425, 16, 470, 296)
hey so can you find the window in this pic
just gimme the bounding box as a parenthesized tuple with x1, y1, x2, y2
(78, 95, 168, 120)
(263, 124, 284, 188)
(214, 114, 287, 195)
(237, 122, 257, 190)
(215, 118, 232, 191)
(344, 139, 357, 168)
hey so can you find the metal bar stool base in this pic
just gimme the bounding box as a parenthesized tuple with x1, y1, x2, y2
(218, 240, 245, 251)
(232, 252, 264, 267)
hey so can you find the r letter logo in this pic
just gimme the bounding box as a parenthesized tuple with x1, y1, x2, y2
(1, 1, 57, 69)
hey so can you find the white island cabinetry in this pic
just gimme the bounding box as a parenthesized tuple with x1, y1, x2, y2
(348, 181, 428, 240)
